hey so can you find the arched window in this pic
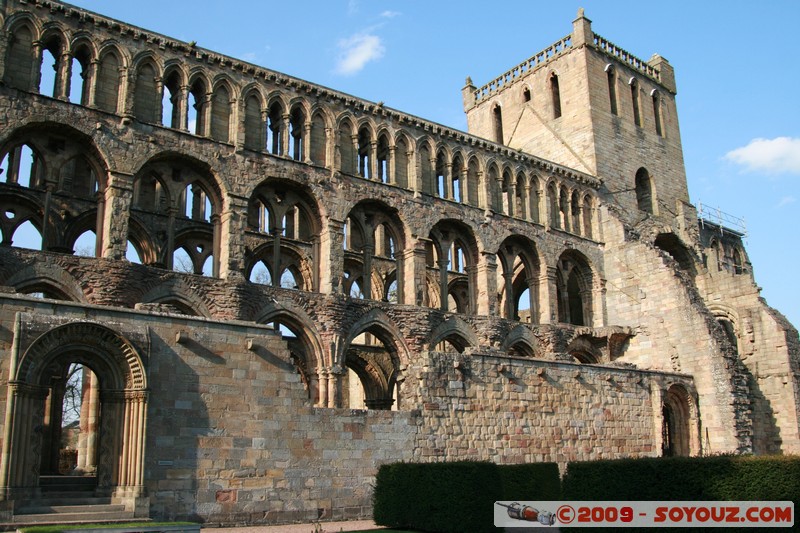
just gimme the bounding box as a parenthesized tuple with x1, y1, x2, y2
(267, 101, 285, 155)
(630, 78, 641, 127)
(497, 237, 540, 322)
(338, 120, 355, 174)
(243, 93, 263, 151)
(247, 180, 319, 292)
(310, 112, 328, 167)
(4, 24, 35, 90)
(435, 150, 447, 198)
(289, 106, 306, 161)
(556, 251, 593, 326)
(210, 84, 231, 143)
(133, 62, 159, 123)
(492, 105, 504, 144)
(522, 86, 531, 102)
(548, 183, 559, 228)
(162, 69, 183, 129)
(377, 134, 390, 183)
(1, 143, 43, 188)
(550, 73, 562, 119)
(394, 135, 409, 189)
(69, 44, 92, 105)
(95, 51, 121, 114)
(187, 78, 207, 135)
(605, 65, 617, 115)
(635, 167, 654, 214)
(39, 36, 62, 98)
(357, 126, 372, 179)
(652, 90, 663, 137)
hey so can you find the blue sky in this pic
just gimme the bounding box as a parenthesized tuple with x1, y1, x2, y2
(60, 0, 800, 328)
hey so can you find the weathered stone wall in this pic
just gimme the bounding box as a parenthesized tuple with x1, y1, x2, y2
(0, 0, 797, 527)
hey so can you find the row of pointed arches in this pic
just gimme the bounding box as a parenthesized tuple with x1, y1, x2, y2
(2, 18, 598, 238)
(1, 127, 599, 327)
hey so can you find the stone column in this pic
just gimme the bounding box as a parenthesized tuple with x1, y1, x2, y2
(101, 171, 134, 261)
(317, 369, 329, 408)
(443, 162, 453, 199)
(0, 382, 49, 499)
(476, 251, 498, 316)
(503, 270, 515, 319)
(403, 239, 428, 306)
(86, 59, 99, 108)
(362, 243, 374, 299)
(219, 194, 248, 279)
(76, 368, 100, 474)
(437, 259, 449, 311)
(281, 113, 291, 156)
(303, 122, 313, 164)
(369, 141, 379, 181)
(31, 40, 43, 94)
(494, 176, 504, 215)
(540, 266, 558, 324)
(319, 219, 345, 294)
(387, 146, 396, 184)
(57, 51, 72, 101)
(271, 226, 283, 287)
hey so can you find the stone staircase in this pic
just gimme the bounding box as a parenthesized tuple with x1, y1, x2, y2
(7, 476, 138, 528)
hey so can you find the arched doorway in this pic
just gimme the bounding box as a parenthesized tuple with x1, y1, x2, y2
(662, 384, 692, 457)
(0, 322, 148, 512)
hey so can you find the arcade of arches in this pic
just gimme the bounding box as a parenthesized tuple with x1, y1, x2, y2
(0, 0, 798, 526)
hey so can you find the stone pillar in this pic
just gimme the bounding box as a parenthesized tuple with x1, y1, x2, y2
(503, 270, 515, 319)
(281, 113, 291, 156)
(443, 162, 453, 199)
(351, 134, 360, 176)
(219, 194, 248, 279)
(369, 141, 379, 181)
(57, 51, 72, 101)
(0, 382, 49, 499)
(362, 244, 374, 299)
(320, 219, 345, 294)
(495, 176, 504, 215)
(86, 59, 99, 108)
(271, 226, 283, 287)
(164, 208, 177, 269)
(476, 251, 498, 316)
(101, 171, 134, 261)
(327, 366, 342, 408)
(154, 77, 164, 126)
(540, 266, 558, 324)
(303, 122, 313, 164)
(76, 368, 100, 474)
(121, 67, 136, 119)
(317, 369, 329, 408)
(437, 259, 449, 311)
(403, 239, 428, 306)
(387, 146, 396, 184)
(31, 40, 43, 94)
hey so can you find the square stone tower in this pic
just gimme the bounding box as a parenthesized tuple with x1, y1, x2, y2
(463, 9, 688, 225)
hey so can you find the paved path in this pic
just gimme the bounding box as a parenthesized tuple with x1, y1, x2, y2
(202, 520, 380, 533)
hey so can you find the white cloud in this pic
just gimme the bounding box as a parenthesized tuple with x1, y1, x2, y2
(724, 137, 800, 175)
(380, 10, 401, 18)
(334, 33, 385, 75)
(777, 196, 796, 208)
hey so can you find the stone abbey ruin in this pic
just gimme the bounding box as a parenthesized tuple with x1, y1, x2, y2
(0, 0, 797, 526)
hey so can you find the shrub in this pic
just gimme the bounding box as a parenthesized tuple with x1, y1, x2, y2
(374, 461, 560, 533)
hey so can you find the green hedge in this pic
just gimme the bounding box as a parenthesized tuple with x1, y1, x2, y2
(373, 461, 560, 533)
(562, 454, 800, 501)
